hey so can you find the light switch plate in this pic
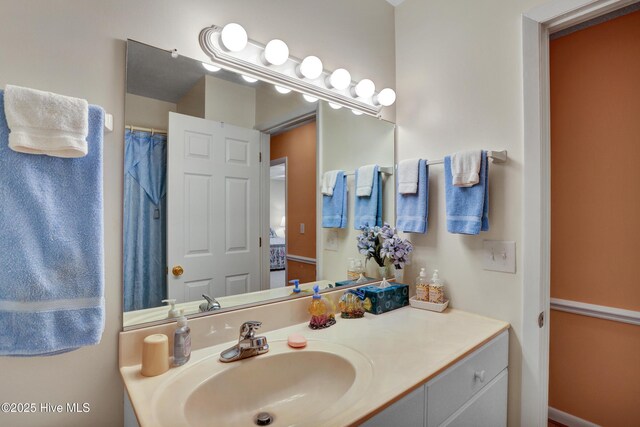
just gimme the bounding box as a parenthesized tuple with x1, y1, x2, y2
(299, 223, 305, 234)
(325, 230, 338, 251)
(482, 240, 516, 273)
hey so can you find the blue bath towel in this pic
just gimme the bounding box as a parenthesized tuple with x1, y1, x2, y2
(354, 165, 382, 229)
(397, 159, 429, 233)
(0, 90, 105, 356)
(444, 150, 489, 234)
(322, 171, 347, 228)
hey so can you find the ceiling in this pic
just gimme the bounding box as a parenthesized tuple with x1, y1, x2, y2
(126, 40, 264, 103)
(386, 0, 406, 6)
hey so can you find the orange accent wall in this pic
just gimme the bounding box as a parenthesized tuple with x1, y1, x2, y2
(270, 122, 317, 262)
(286, 260, 316, 285)
(550, 10, 640, 426)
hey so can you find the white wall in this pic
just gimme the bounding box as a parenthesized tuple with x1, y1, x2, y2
(0, 1, 394, 426)
(204, 75, 256, 128)
(125, 93, 177, 129)
(318, 102, 396, 282)
(270, 178, 286, 236)
(395, 0, 546, 425)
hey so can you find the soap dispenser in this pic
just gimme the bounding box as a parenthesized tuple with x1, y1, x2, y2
(428, 269, 444, 304)
(162, 299, 179, 318)
(289, 279, 301, 294)
(415, 268, 429, 302)
(308, 285, 336, 329)
(173, 310, 191, 367)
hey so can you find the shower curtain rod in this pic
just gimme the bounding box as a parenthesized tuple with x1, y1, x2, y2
(126, 125, 167, 135)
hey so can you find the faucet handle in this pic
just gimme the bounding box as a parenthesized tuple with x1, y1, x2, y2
(239, 321, 262, 339)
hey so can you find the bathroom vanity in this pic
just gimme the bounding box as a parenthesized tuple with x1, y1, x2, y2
(120, 292, 509, 427)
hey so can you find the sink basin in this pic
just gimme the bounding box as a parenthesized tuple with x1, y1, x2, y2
(150, 340, 373, 427)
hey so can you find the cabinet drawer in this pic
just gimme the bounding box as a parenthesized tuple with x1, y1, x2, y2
(440, 369, 508, 427)
(427, 330, 508, 427)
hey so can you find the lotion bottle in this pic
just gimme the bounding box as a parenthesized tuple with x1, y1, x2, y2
(173, 310, 191, 367)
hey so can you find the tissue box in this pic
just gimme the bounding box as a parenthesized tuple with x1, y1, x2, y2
(360, 283, 409, 315)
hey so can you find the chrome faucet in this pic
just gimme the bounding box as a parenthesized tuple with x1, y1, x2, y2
(199, 294, 221, 312)
(219, 321, 269, 363)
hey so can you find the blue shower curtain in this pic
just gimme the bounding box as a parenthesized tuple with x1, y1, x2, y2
(123, 129, 167, 312)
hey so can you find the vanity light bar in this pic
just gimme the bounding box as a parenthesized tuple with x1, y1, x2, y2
(199, 24, 395, 117)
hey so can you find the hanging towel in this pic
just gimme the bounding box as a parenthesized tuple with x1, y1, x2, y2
(397, 158, 421, 194)
(355, 165, 382, 229)
(321, 170, 341, 196)
(4, 84, 89, 158)
(451, 150, 482, 187)
(0, 90, 105, 356)
(322, 171, 347, 228)
(397, 159, 429, 233)
(444, 150, 489, 235)
(356, 164, 376, 197)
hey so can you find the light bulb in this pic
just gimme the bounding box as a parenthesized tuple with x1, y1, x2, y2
(328, 102, 342, 110)
(202, 62, 221, 72)
(351, 109, 364, 116)
(327, 68, 351, 90)
(263, 39, 289, 66)
(303, 94, 318, 103)
(297, 56, 323, 80)
(220, 23, 248, 52)
(353, 79, 375, 98)
(375, 88, 396, 107)
(241, 75, 258, 83)
(275, 85, 291, 94)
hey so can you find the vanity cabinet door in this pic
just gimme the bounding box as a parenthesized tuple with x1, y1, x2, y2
(439, 369, 508, 427)
(361, 385, 426, 427)
(427, 331, 508, 427)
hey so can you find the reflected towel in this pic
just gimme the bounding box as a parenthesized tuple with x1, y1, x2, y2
(356, 164, 376, 197)
(0, 90, 105, 356)
(397, 158, 420, 194)
(397, 159, 428, 233)
(4, 84, 89, 158)
(444, 150, 489, 235)
(322, 171, 347, 228)
(321, 170, 340, 196)
(355, 165, 382, 229)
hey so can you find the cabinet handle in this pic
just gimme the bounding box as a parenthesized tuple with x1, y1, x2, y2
(474, 370, 486, 382)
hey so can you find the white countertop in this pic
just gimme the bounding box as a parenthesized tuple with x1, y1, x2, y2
(121, 306, 509, 426)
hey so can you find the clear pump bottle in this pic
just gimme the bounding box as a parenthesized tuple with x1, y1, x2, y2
(416, 268, 429, 301)
(173, 310, 191, 366)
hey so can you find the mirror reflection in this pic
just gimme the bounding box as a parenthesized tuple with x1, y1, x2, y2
(123, 40, 395, 328)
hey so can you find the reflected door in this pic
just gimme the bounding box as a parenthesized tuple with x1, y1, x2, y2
(167, 112, 261, 303)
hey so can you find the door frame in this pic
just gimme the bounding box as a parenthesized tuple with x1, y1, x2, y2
(270, 157, 288, 287)
(521, 0, 638, 424)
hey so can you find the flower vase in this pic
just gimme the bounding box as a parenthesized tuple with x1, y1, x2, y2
(378, 264, 393, 280)
(394, 268, 404, 284)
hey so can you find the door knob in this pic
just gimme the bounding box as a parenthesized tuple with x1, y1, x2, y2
(172, 265, 184, 276)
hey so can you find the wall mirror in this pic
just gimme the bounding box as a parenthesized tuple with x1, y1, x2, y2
(123, 40, 395, 329)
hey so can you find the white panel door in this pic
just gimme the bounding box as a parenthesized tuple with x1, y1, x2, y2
(167, 112, 261, 303)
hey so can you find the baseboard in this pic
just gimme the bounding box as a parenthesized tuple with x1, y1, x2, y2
(548, 407, 600, 427)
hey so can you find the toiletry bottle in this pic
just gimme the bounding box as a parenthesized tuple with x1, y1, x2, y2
(173, 310, 191, 367)
(347, 258, 358, 280)
(416, 268, 429, 301)
(161, 299, 179, 318)
(308, 285, 336, 329)
(289, 279, 301, 295)
(428, 269, 445, 304)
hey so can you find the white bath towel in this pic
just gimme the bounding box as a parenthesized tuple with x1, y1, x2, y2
(4, 84, 89, 158)
(451, 150, 481, 187)
(321, 170, 341, 196)
(397, 158, 421, 194)
(356, 164, 377, 197)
